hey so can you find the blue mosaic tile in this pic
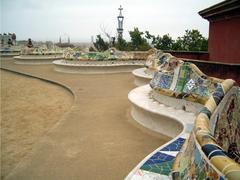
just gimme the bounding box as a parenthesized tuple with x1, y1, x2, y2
(219, 176, 225, 180)
(143, 152, 175, 165)
(141, 159, 174, 175)
(158, 74, 173, 89)
(161, 137, 185, 151)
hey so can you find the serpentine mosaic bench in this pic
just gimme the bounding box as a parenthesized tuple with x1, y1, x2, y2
(171, 81, 240, 180)
(63, 48, 150, 61)
(150, 57, 223, 113)
(14, 47, 63, 64)
(126, 55, 240, 179)
(132, 49, 174, 86)
(53, 48, 155, 74)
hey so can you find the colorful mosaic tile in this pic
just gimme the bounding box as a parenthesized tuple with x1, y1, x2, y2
(141, 159, 174, 175)
(158, 74, 173, 89)
(178, 133, 223, 180)
(139, 137, 186, 177)
(214, 92, 240, 163)
(161, 137, 185, 151)
(174, 63, 191, 93)
(144, 152, 175, 165)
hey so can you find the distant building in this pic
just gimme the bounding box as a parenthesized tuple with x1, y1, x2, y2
(199, 0, 240, 64)
(55, 34, 74, 48)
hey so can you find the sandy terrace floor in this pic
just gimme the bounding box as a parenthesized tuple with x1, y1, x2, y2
(0, 59, 171, 180)
(1, 70, 73, 179)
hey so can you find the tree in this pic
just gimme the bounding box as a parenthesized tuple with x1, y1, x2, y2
(144, 29, 208, 51)
(180, 29, 208, 51)
(93, 35, 109, 51)
(172, 37, 184, 50)
(154, 34, 174, 50)
(200, 38, 208, 51)
(115, 37, 128, 51)
(128, 28, 151, 51)
(145, 31, 156, 45)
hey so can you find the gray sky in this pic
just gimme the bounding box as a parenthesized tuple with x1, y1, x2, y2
(1, 0, 222, 42)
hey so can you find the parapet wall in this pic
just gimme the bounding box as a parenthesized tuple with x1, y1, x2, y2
(164, 50, 209, 60)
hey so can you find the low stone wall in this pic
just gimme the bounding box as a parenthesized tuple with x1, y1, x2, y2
(164, 50, 209, 60)
(183, 59, 240, 85)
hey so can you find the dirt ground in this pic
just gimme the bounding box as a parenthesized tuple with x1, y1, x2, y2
(1, 70, 73, 179)
(0, 59, 171, 180)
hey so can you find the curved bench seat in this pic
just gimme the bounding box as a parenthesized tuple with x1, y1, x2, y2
(126, 85, 196, 179)
(132, 68, 153, 86)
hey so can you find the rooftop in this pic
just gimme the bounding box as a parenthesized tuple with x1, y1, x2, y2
(199, 0, 240, 21)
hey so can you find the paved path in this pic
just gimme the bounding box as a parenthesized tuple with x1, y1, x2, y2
(1, 59, 170, 180)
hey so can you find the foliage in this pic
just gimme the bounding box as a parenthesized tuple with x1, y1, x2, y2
(89, 46, 95, 52)
(94, 28, 208, 52)
(154, 34, 174, 50)
(128, 28, 151, 51)
(146, 29, 208, 51)
(115, 37, 128, 51)
(93, 35, 109, 51)
(179, 29, 208, 51)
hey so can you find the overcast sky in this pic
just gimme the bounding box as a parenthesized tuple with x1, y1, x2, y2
(1, 0, 222, 42)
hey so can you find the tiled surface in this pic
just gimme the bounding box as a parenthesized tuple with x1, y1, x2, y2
(54, 60, 145, 66)
(141, 137, 186, 175)
(178, 133, 225, 180)
(150, 61, 218, 100)
(130, 135, 188, 180)
(161, 137, 185, 151)
(214, 89, 240, 163)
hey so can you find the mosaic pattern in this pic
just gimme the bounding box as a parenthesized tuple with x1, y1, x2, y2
(214, 93, 240, 163)
(173, 80, 240, 179)
(145, 49, 164, 69)
(150, 72, 173, 89)
(157, 74, 173, 89)
(21, 47, 62, 55)
(64, 48, 150, 61)
(161, 137, 185, 151)
(141, 152, 175, 175)
(129, 52, 239, 180)
(182, 69, 210, 97)
(150, 59, 219, 103)
(138, 137, 186, 177)
(178, 133, 224, 180)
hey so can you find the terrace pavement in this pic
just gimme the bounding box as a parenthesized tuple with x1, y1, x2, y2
(0, 58, 170, 180)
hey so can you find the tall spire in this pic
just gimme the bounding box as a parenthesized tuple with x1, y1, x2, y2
(68, 36, 70, 44)
(117, 5, 124, 38)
